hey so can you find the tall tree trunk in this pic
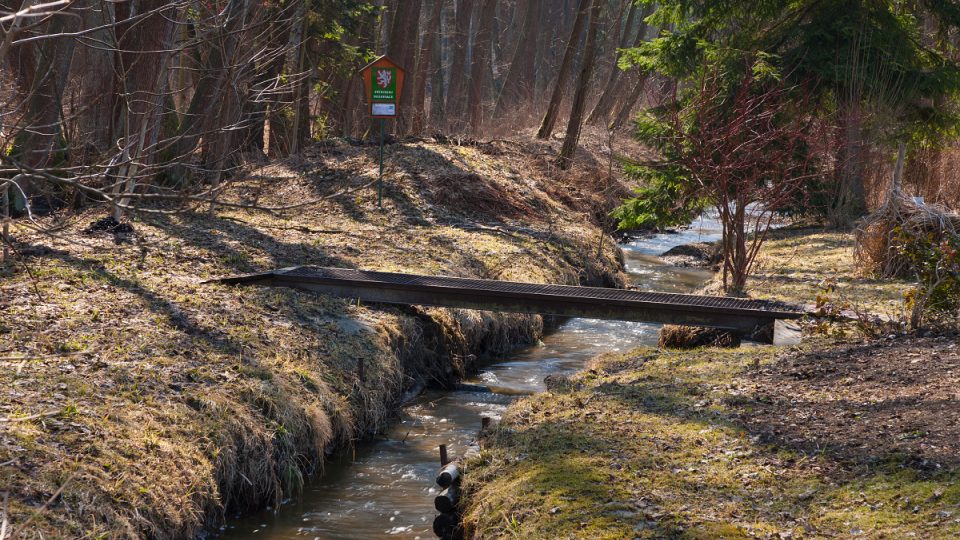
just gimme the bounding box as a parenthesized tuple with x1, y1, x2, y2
(387, 0, 422, 135)
(237, 3, 298, 158)
(112, 0, 179, 218)
(7, 1, 80, 201)
(536, 0, 592, 140)
(76, 1, 116, 153)
(429, 7, 449, 127)
(412, 0, 445, 134)
(493, 0, 541, 119)
(172, 0, 256, 182)
(445, 0, 474, 131)
(466, 0, 496, 135)
(829, 99, 866, 223)
(610, 71, 649, 129)
(588, 2, 652, 126)
(557, 0, 601, 169)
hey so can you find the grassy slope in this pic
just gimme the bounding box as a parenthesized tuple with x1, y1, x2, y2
(462, 229, 959, 539)
(0, 138, 624, 538)
(719, 228, 911, 315)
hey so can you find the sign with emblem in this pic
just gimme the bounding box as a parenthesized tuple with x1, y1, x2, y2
(360, 56, 405, 118)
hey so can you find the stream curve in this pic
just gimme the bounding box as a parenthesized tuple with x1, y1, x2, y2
(220, 216, 721, 539)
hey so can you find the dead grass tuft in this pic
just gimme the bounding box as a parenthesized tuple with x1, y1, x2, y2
(0, 134, 628, 538)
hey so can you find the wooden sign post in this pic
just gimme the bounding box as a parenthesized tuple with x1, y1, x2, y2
(360, 56, 405, 208)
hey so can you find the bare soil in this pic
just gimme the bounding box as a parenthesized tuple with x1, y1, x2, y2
(738, 335, 960, 469)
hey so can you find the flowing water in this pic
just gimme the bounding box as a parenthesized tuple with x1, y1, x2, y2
(220, 217, 722, 540)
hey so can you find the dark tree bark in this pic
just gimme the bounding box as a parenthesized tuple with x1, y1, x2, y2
(75, 1, 116, 153)
(7, 1, 81, 199)
(610, 71, 650, 129)
(111, 0, 180, 216)
(445, 0, 474, 131)
(588, 2, 652, 125)
(173, 0, 258, 180)
(387, 0, 422, 134)
(467, 0, 496, 134)
(536, 0, 592, 140)
(412, 0, 445, 134)
(493, 0, 541, 119)
(557, 0, 602, 169)
(429, 6, 449, 127)
(239, 2, 299, 157)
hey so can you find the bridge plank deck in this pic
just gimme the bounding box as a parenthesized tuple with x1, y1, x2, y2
(214, 266, 803, 332)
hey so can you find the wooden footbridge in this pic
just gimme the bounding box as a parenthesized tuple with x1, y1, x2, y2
(213, 266, 803, 334)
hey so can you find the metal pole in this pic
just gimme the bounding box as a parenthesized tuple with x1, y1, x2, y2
(378, 118, 385, 208)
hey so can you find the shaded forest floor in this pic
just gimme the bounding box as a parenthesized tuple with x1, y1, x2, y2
(463, 229, 960, 539)
(0, 136, 626, 538)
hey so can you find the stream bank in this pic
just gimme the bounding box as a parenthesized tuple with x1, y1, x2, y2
(0, 137, 625, 539)
(460, 228, 960, 539)
(216, 217, 724, 539)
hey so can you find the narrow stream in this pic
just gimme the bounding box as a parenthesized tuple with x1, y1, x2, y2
(220, 217, 721, 539)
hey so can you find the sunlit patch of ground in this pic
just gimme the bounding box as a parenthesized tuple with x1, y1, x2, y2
(464, 343, 960, 539)
(0, 136, 626, 538)
(744, 228, 912, 317)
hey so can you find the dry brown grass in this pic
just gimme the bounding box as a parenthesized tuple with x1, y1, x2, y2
(0, 135, 626, 538)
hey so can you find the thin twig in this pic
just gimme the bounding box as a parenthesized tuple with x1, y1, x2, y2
(0, 351, 88, 362)
(0, 411, 61, 423)
(0, 491, 8, 540)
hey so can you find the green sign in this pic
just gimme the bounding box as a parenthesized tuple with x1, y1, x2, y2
(372, 68, 397, 102)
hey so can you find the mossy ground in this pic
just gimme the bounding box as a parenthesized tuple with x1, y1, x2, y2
(728, 227, 912, 317)
(463, 343, 960, 539)
(0, 137, 625, 538)
(463, 229, 957, 539)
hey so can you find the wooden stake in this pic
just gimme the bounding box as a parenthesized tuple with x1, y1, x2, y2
(1, 183, 8, 264)
(439, 444, 448, 466)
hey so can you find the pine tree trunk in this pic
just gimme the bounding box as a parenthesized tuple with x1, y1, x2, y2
(412, 0, 445, 134)
(536, 0, 592, 140)
(388, 0, 422, 135)
(446, 0, 474, 132)
(467, 0, 496, 135)
(587, 3, 652, 126)
(493, 0, 541, 119)
(556, 0, 601, 168)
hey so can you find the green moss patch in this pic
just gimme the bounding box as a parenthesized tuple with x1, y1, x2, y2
(464, 343, 960, 539)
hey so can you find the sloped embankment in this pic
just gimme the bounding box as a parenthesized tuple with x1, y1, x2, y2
(461, 229, 958, 539)
(0, 137, 625, 538)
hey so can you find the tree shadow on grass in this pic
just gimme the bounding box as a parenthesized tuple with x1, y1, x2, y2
(145, 212, 354, 274)
(591, 342, 960, 477)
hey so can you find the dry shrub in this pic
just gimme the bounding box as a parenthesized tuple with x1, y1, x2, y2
(658, 324, 741, 349)
(855, 192, 960, 278)
(902, 141, 960, 210)
(856, 188, 960, 327)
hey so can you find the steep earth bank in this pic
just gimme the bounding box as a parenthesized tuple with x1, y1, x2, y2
(461, 229, 960, 539)
(0, 137, 625, 538)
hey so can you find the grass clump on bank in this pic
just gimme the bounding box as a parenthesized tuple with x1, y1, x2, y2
(463, 342, 960, 539)
(724, 227, 912, 316)
(0, 137, 625, 538)
(463, 227, 956, 539)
